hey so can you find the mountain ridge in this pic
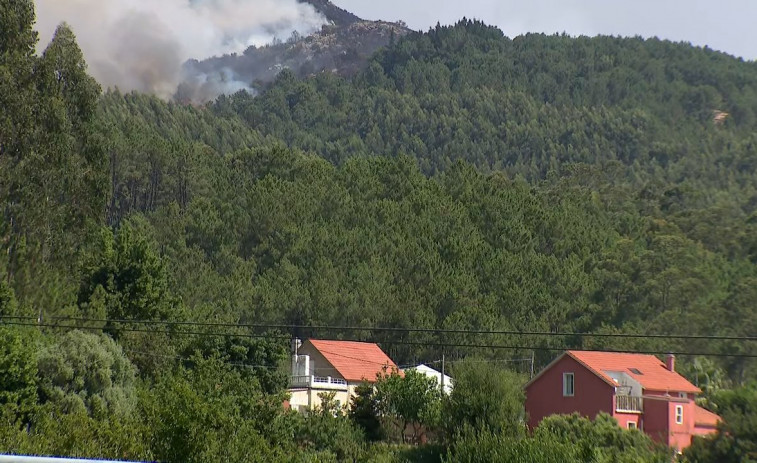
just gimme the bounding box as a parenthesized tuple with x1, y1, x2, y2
(178, 0, 411, 102)
(298, 0, 363, 27)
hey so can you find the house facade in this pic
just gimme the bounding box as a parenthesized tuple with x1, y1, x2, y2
(525, 350, 720, 451)
(288, 339, 399, 412)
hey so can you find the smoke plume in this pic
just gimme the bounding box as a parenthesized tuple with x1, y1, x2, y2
(34, 0, 326, 99)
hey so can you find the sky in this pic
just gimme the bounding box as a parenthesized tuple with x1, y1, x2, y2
(333, 0, 757, 61)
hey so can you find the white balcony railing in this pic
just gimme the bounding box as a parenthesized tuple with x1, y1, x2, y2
(290, 375, 348, 389)
(616, 395, 643, 412)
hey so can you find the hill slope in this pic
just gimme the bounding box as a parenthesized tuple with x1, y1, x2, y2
(214, 20, 757, 259)
(4, 12, 757, 385)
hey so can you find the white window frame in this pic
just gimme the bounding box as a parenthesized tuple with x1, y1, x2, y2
(563, 372, 575, 397)
(675, 405, 684, 424)
(627, 421, 637, 430)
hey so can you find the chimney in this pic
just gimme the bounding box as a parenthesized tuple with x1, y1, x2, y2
(666, 354, 676, 372)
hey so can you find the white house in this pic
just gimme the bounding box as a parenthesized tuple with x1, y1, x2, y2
(288, 339, 399, 412)
(406, 364, 453, 395)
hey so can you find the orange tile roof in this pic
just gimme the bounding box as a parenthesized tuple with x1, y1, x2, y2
(567, 351, 701, 394)
(308, 339, 399, 383)
(694, 405, 721, 428)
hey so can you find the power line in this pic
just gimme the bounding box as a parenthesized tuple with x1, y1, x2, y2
(0, 320, 291, 341)
(317, 348, 398, 366)
(3, 319, 757, 359)
(6, 315, 756, 343)
(120, 348, 283, 370)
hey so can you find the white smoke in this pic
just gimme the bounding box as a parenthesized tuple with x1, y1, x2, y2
(34, 0, 326, 98)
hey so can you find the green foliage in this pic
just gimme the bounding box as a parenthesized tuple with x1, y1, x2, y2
(73, 22, 757, 381)
(1, 8, 105, 316)
(682, 384, 757, 463)
(0, 326, 39, 419)
(442, 360, 526, 439)
(181, 334, 290, 394)
(0, 0, 37, 158)
(37, 23, 101, 133)
(79, 225, 183, 327)
(444, 427, 579, 463)
(36, 330, 137, 418)
(0, 277, 19, 317)
(295, 392, 367, 462)
(535, 413, 671, 462)
(375, 369, 442, 443)
(350, 381, 385, 442)
(142, 355, 290, 463)
(0, 404, 152, 461)
(445, 412, 670, 463)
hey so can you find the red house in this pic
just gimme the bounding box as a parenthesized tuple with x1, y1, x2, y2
(525, 350, 721, 451)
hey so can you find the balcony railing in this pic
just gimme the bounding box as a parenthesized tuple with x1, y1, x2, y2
(616, 395, 643, 412)
(290, 375, 348, 389)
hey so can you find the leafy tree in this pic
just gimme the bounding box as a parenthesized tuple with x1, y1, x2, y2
(36, 330, 137, 418)
(37, 23, 101, 133)
(295, 391, 367, 461)
(0, 0, 37, 159)
(0, 404, 152, 461)
(181, 334, 289, 394)
(142, 355, 290, 463)
(0, 326, 39, 419)
(444, 426, 579, 463)
(349, 381, 384, 442)
(0, 277, 19, 317)
(442, 361, 526, 439)
(78, 225, 184, 328)
(535, 413, 671, 463)
(375, 368, 442, 443)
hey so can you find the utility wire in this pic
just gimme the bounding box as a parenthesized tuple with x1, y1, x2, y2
(0, 320, 291, 341)
(317, 348, 398, 366)
(120, 348, 283, 370)
(4, 315, 755, 343)
(3, 319, 757, 359)
(58, 316, 757, 342)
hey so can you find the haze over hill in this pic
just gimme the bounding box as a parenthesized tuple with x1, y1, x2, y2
(32, 0, 412, 101)
(179, 1, 411, 102)
(34, 0, 328, 97)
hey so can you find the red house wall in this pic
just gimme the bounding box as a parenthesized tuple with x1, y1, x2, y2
(668, 400, 694, 451)
(525, 355, 614, 430)
(692, 423, 717, 437)
(643, 398, 670, 445)
(642, 397, 695, 450)
(613, 411, 641, 430)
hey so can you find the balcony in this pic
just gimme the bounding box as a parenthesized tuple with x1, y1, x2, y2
(290, 375, 348, 390)
(616, 394, 643, 413)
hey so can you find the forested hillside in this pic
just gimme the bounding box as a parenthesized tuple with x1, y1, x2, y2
(2, 1, 757, 460)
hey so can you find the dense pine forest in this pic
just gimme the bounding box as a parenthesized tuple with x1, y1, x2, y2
(2, 1, 757, 461)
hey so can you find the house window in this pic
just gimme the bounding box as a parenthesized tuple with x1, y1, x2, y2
(627, 421, 637, 430)
(675, 405, 684, 424)
(563, 372, 574, 396)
